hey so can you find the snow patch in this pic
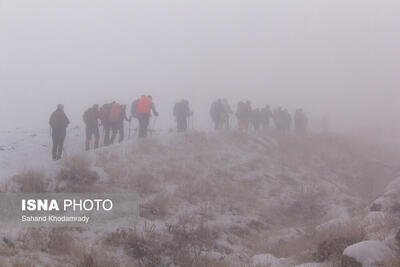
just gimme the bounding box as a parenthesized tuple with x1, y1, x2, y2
(343, 240, 392, 265)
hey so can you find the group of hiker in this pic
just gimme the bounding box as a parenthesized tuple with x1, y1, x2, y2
(210, 99, 308, 133)
(49, 96, 308, 161)
(210, 99, 233, 130)
(49, 95, 159, 160)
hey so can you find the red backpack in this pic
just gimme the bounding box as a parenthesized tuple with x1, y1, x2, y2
(109, 103, 122, 122)
(136, 97, 152, 114)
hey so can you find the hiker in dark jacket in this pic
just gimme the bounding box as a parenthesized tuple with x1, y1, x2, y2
(49, 104, 70, 160)
(283, 109, 292, 131)
(237, 101, 252, 131)
(210, 99, 222, 131)
(273, 107, 284, 130)
(99, 102, 114, 146)
(83, 104, 100, 151)
(174, 99, 192, 132)
(111, 104, 130, 143)
(252, 108, 262, 131)
(261, 105, 272, 129)
(294, 109, 308, 132)
(221, 99, 232, 130)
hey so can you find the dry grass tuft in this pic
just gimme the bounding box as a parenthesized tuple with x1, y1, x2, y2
(140, 194, 172, 220)
(167, 217, 219, 267)
(104, 225, 163, 267)
(55, 155, 99, 192)
(19, 227, 84, 259)
(11, 170, 49, 193)
(78, 248, 121, 267)
(129, 168, 161, 196)
(47, 227, 84, 257)
(311, 218, 365, 264)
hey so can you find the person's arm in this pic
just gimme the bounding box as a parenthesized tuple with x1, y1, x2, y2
(49, 113, 54, 128)
(151, 103, 159, 116)
(64, 113, 70, 126)
(124, 112, 130, 122)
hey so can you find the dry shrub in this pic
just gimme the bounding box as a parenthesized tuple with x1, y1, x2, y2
(135, 139, 166, 156)
(240, 230, 269, 254)
(140, 194, 172, 220)
(130, 169, 160, 196)
(176, 256, 232, 267)
(285, 188, 326, 225)
(176, 179, 217, 205)
(364, 213, 398, 240)
(95, 150, 120, 167)
(267, 234, 315, 261)
(78, 248, 121, 267)
(19, 227, 84, 258)
(55, 155, 99, 192)
(167, 218, 219, 267)
(104, 225, 163, 267)
(10, 258, 36, 267)
(12, 170, 49, 193)
(346, 165, 393, 204)
(266, 187, 326, 227)
(385, 257, 400, 267)
(311, 218, 365, 264)
(47, 227, 84, 257)
(19, 227, 48, 251)
(96, 150, 128, 181)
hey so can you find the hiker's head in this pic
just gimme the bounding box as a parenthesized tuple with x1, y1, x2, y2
(57, 104, 64, 111)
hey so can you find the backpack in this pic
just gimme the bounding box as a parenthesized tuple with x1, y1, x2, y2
(99, 104, 111, 122)
(136, 97, 152, 114)
(109, 103, 122, 122)
(83, 108, 90, 124)
(131, 100, 138, 118)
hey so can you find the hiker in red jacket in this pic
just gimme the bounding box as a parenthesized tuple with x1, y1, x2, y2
(136, 95, 158, 138)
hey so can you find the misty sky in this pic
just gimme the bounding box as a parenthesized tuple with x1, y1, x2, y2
(1, 1, 399, 137)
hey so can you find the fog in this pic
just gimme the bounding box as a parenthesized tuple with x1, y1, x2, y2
(1, 0, 399, 139)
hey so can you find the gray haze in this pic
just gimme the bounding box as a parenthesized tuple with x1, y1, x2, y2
(1, 0, 399, 138)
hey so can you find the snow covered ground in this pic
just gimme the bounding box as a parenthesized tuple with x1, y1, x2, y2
(0, 127, 83, 180)
(0, 128, 399, 266)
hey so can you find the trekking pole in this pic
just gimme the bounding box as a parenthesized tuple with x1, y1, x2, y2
(128, 118, 132, 139)
(63, 129, 68, 159)
(151, 117, 158, 136)
(49, 127, 52, 151)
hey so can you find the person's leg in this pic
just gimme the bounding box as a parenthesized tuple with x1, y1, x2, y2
(138, 115, 145, 138)
(119, 123, 124, 143)
(94, 126, 100, 149)
(52, 131, 58, 160)
(176, 117, 180, 132)
(177, 117, 184, 132)
(182, 117, 188, 131)
(104, 125, 110, 146)
(85, 125, 91, 151)
(110, 123, 117, 144)
(143, 114, 150, 137)
(57, 130, 66, 160)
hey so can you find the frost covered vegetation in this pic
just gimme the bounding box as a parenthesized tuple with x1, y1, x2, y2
(0, 130, 399, 266)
